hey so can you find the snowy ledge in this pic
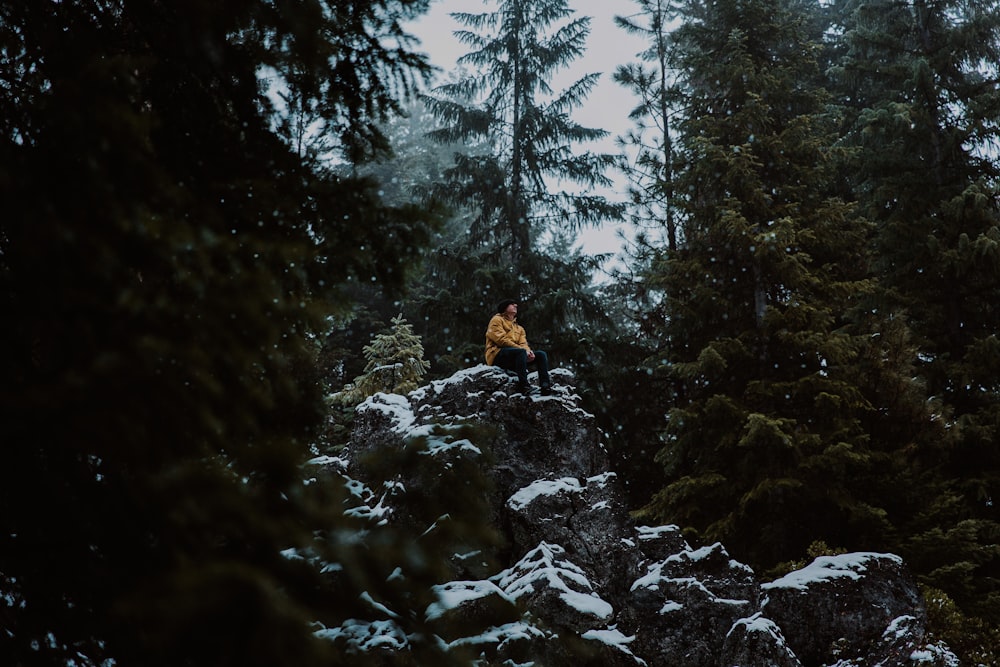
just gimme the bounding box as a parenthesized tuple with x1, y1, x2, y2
(762, 552, 904, 592)
(356, 392, 416, 434)
(506, 472, 617, 511)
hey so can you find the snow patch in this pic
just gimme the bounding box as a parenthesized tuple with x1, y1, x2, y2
(444, 619, 547, 652)
(884, 614, 917, 640)
(727, 612, 789, 647)
(493, 543, 613, 621)
(662, 542, 754, 575)
(631, 568, 749, 608)
(315, 618, 410, 652)
(507, 477, 582, 511)
(361, 591, 399, 619)
(762, 552, 902, 592)
(356, 392, 416, 434)
(582, 626, 647, 665)
(421, 436, 482, 456)
(506, 472, 618, 511)
(910, 644, 960, 666)
(636, 524, 681, 540)
(305, 454, 347, 467)
(659, 601, 683, 614)
(426, 580, 513, 621)
(409, 365, 497, 402)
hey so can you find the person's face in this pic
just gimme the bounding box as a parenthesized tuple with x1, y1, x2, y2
(504, 303, 518, 319)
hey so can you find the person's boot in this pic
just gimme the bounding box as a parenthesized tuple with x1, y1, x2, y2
(515, 382, 532, 395)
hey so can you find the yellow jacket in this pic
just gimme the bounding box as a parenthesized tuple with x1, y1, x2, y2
(485, 314, 530, 365)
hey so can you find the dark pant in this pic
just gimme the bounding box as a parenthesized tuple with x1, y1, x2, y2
(494, 348, 550, 388)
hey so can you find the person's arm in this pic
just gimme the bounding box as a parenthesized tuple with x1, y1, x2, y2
(518, 326, 535, 360)
(519, 326, 539, 361)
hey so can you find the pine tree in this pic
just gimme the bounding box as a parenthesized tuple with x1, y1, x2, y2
(337, 314, 431, 403)
(423, 0, 621, 269)
(829, 0, 1000, 622)
(639, 0, 884, 568)
(598, 0, 688, 505)
(413, 0, 625, 375)
(614, 0, 683, 251)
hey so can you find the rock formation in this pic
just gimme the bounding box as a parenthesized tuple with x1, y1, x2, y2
(314, 365, 958, 666)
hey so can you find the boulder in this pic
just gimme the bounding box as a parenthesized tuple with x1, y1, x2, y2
(346, 366, 609, 523)
(621, 539, 759, 666)
(852, 615, 960, 667)
(719, 613, 802, 667)
(505, 472, 639, 597)
(424, 580, 521, 643)
(409, 366, 610, 500)
(761, 552, 955, 666)
(328, 367, 956, 666)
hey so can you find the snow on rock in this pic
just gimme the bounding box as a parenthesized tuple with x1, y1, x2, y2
(441, 619, 552, 665)
(761, 553, 948, 667)
(620, 539, 759, 666)
(630, 541, 758, 608)
(720, 612, 801, 667)
(507, 476, 586, 512)
(821, 614, 960, 667)
(314, 618, 410, 654)
(424, 580, 522, 644)
(491, 542, 614, 631)
(330, 366, 954, 667)
(505, 471, 638, 599)
(426, 580, 514, 622)
(762, 552, 903, 592)
(634, 524, 689, 562)
(356, 391, 416, 435)
(582, 626, 648, 666)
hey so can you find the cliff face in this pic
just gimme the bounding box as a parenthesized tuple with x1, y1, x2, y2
(318, 365, 958, 666)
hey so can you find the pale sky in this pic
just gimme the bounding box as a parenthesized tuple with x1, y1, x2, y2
(406, 0, 649, 256)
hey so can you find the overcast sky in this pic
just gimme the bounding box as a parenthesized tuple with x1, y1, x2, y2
(408, 0, 646, 132)
(406, 0, 649, 256)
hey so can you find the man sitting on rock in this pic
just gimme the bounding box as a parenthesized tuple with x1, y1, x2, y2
(485, 299, 552, 396)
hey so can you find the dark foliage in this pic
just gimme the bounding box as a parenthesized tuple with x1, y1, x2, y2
(613, 0, 1000, 649)
(0, 1, 464, 665)
(827, 0, 1000, 627)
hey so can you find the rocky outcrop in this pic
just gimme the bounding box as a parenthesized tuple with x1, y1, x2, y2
(318, 365, 958, 666)
(762, 553, 927, 665)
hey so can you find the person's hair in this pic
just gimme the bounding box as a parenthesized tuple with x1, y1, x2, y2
(496, 299, 518, 314)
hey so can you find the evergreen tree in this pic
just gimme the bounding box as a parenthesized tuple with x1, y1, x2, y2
(614, 0, 682, 251)
(639, 0, 884, 568)
(598, 0, 687, 506)
(337, 314, 431, 403)
(423, 0, 621, 269)
(411, 0, 625, 376)
(829, 0, 1000, 621)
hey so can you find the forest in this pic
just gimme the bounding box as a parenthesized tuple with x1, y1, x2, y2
(1, 0, 998, 664)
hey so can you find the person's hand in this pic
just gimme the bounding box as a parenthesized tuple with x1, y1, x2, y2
(527, 350, 535, 362)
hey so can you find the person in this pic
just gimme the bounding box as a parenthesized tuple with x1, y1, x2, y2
(485, 299, 552, 395)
